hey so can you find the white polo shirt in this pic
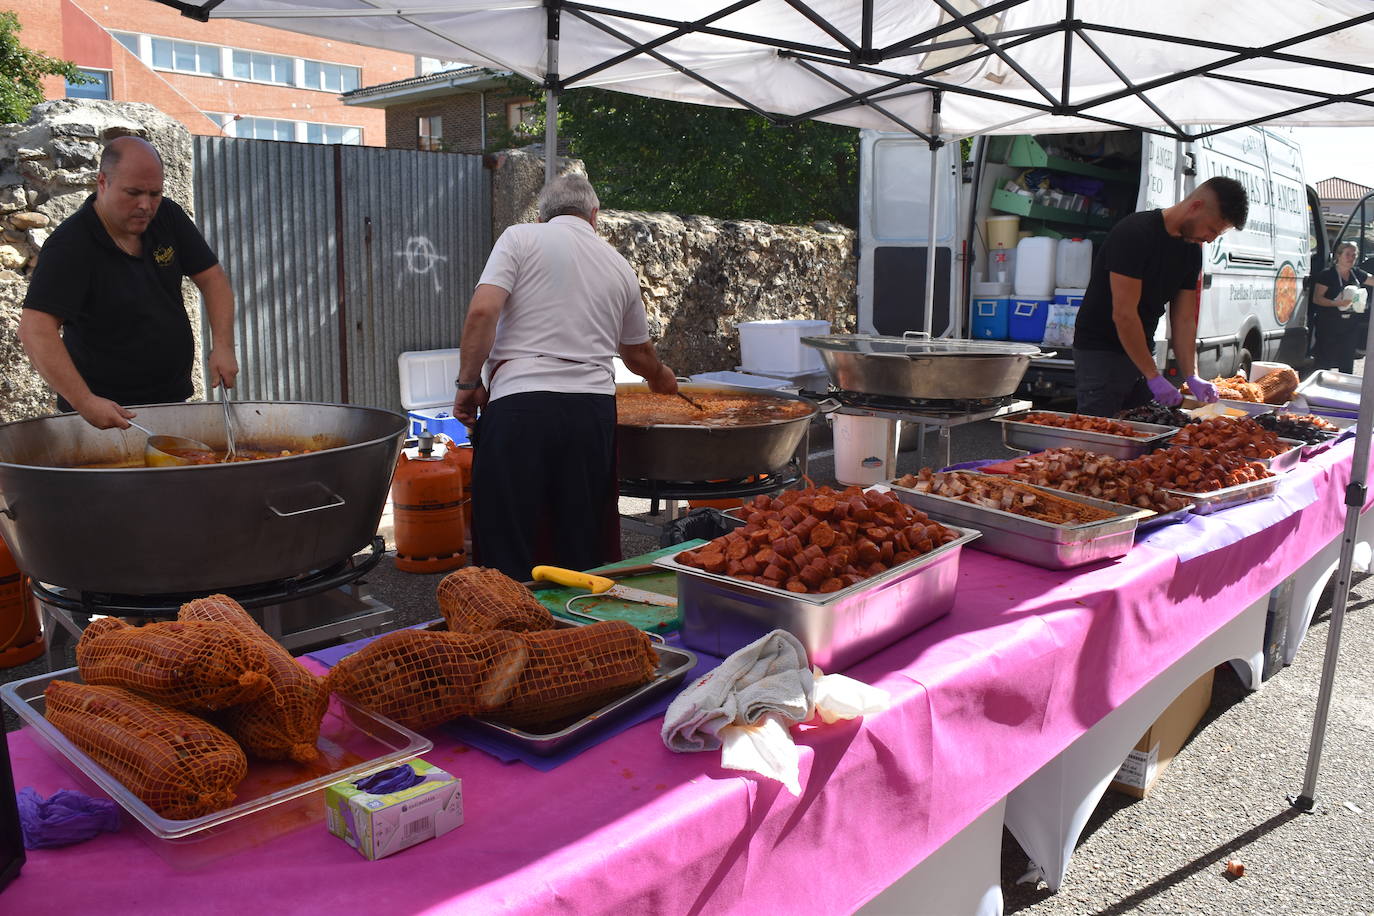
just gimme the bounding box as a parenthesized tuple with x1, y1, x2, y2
(477, 215, 649, 401)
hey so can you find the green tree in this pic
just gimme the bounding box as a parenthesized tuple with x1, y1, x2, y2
(501, 79, 860, 227)
(0, 11, 88, 124)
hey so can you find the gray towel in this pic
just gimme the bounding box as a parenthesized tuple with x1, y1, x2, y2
(661, 630, 814, 752)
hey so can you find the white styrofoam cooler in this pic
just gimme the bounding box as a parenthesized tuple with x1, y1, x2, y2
(737, 319, 830, 375)
(398, 348, 468, 444)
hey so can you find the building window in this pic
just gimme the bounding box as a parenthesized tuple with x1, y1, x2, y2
(111, 31, 139, 56)
(418, 115, 442, 151)
(232, 50, 294, 86)
(235, 117, 296, 141)
(507, 99, 538, 135)
(302, 60, 360, 93)
(66, 69, 111, 101)
(151, 37, 222, 77)
(305, 123, 362, 145)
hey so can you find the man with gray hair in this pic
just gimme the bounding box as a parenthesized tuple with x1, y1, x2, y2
(454, 172, 677, 578)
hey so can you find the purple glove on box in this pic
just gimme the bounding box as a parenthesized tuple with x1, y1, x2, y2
(1186, 374, 1219, 404)
(17, 787, 121, 849)
(1146, 374, 1182, 407)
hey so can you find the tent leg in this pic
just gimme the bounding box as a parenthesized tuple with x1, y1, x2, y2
(544, 7, 559, 183)
(1292, 306, 1374, 809)
(922, 92, 942, 339)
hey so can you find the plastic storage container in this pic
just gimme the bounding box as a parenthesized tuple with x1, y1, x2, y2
(970, 281, 1012, 340)
(1055, 238, 1093, 289)
(736, 319, 830, 375)
(1014, 236, 1058, 298)
(1009, 296, 1052, 343)
(398, 348, 468, 445)
(832, 414, 898, 487)
(985, 214, 1020, 252)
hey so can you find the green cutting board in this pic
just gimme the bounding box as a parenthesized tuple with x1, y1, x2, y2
(535, 541, 706, 633)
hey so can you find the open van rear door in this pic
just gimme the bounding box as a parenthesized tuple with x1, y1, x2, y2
(858, 130, 962, 336)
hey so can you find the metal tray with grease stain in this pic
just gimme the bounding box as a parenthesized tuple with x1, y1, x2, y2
(458, 616, 697, 756)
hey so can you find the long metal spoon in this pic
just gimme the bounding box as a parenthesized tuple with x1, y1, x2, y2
(219, 384, 237, 462)
(126, 421, 217, 468)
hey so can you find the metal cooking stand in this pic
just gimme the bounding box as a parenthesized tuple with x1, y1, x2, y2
(32, 537, 396, 667)
(824, 396, 1032, 471)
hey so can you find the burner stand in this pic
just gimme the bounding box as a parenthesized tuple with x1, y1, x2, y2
(34, 537, 395, 665)
(618, 459, 806, 540)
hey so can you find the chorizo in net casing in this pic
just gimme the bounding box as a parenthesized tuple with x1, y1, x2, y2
(76, 618, 273, 712)
(178, 595, 329, 764)
(44, 680, 247, 819)
(436, 567, 557, 634)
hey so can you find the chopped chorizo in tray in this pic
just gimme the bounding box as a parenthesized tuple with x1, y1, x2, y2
(1167, 416, 1288, 458)
(1131, 445, 1272, 493)
(675, 485, 960, 594)
(1018, 412, 1152, 438)
(990, 448, 1191, 512)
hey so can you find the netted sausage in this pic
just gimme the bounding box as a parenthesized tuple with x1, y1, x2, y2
(436, 566, 557, 634)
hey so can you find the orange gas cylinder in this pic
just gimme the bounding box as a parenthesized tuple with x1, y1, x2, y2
(0, 537, 44, 668)
(392, 432, 469, 573)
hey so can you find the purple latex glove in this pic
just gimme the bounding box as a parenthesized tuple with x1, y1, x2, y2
(1146, 374, 1183, 407)
(1186, 374, 1219, 404)
(17, 787, 121, 849)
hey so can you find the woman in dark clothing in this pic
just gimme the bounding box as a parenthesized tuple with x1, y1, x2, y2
(1310, 242, 1373, 373)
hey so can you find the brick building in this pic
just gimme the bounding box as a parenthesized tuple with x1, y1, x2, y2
(3, 0, 422, 145)
(342, 67, 538, 153)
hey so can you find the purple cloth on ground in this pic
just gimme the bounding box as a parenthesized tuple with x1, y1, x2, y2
(17, 787, 120, 849)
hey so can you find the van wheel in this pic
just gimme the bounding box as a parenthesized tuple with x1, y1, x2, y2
(1236, 348, 1253, 379)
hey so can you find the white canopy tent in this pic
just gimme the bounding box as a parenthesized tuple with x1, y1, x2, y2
(157, 0, 1374, 812)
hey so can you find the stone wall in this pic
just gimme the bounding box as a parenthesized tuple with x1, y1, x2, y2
(487, 148, 857, 376)
(0, 100, 196, 423)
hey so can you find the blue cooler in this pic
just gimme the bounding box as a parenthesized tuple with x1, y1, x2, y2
(398, 348, 469, 445)
(1009, 297, 1051, 342)
(971, 297, 1010, 339)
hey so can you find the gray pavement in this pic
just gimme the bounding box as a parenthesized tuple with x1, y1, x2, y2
(4, 394, 1371, 914)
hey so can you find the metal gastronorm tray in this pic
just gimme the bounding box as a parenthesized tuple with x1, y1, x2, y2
(656, 525, 981, 672)
(1, 667, 430, 863)
(995, 410, 1176, 459)
(1163, 474, 1279, 515)
(460, 618, 697, 756)
(888, 474, 1146, 569)
(1294, 369, 1363, 411)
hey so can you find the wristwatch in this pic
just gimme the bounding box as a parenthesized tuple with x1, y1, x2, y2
(455, 379, 482, 390)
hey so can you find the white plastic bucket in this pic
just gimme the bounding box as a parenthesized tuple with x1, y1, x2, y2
(832, 414, 898, 487)
(736, 319, 830, 374)
(1014, 236, 1058, 298)
(1055, 238, 1093, 290)
(985, 215, 1020, 252)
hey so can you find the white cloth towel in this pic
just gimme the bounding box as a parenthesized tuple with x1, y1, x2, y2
(661, 630, 814, 753)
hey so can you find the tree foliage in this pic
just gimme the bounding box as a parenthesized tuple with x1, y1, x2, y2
(0, 11, 87, 124)
(501, 79, 860, 227)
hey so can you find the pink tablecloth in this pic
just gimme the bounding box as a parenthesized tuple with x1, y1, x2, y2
(4, 441, 1364, 915)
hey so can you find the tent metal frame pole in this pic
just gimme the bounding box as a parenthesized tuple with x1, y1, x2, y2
(1294, 201, 1374, 811)
(924, 91, 942, 340)
(545, 2, 560, 183)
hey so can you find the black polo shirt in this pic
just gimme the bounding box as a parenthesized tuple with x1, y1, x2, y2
(23, 195, 218, 406)
(1073, 209, 1202, 353)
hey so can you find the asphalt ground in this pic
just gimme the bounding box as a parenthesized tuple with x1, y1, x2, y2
(3, 392, 1371, 914)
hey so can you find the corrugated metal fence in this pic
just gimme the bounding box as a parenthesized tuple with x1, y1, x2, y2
(192, 137, 490, 410)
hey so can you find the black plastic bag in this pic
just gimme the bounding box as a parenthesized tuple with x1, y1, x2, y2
(659, 507, 738, 548)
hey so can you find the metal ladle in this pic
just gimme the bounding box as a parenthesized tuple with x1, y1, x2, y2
(126, 421, 217, 468)
(219, 384, 237, 462)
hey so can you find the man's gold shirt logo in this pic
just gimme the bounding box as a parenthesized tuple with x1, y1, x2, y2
(154, 245, 175, 266)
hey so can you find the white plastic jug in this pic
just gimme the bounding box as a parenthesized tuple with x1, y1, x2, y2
(1014, 236, 1057, 298)
(1055, 238, 1093, 290)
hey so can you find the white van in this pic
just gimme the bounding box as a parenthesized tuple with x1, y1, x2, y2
(858, 127, 1324, 400)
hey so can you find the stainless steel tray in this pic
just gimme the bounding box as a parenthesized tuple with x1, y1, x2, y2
(1259, 439, 1306, 473)
(888, 476, 1145, 569)
(460, 618, 697, 756)
(1294, 369, 1363, 411)
(1136, 502, 1196, 532)
(995, 410, 1176, 459)
(657, 525, 980, 671)
(2, 667, 431, 864)
(1163, 475, 1279, 515)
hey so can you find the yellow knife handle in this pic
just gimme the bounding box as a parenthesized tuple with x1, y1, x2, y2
(530, 566, 615, 594)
